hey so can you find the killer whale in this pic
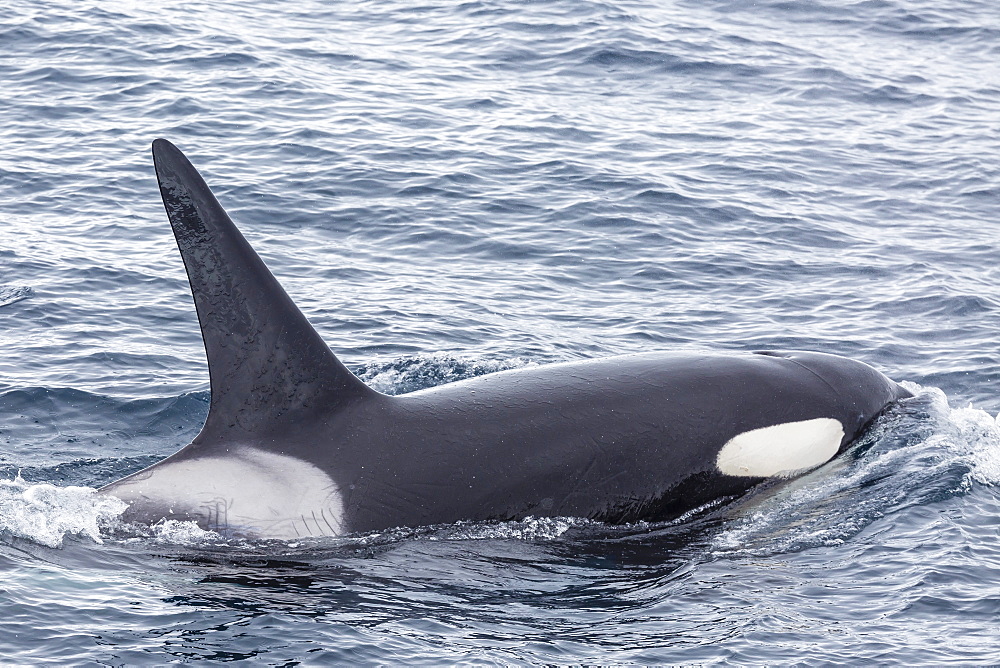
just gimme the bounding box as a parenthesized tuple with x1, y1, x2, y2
(99, 139, 911, 539)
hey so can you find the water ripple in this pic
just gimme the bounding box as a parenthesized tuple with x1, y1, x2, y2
(1, 0, 1000, 662)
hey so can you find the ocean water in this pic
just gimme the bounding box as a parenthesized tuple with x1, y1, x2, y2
(2, 0, 999, 662)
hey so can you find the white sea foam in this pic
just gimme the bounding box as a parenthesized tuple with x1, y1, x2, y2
(145, 518, 220, 544)
(0, 476, 126, 548)
(432, 516, 585, 541)
(958, 407, 1000, 486)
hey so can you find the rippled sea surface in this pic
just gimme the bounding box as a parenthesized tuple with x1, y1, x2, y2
(2, 0, 1000, 663)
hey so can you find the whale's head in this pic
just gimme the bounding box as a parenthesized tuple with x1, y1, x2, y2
(755, 349, 911, 438)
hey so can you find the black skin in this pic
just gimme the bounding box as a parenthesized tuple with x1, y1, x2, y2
(100, 140, 911, 535)
(297, 349, 907, 533)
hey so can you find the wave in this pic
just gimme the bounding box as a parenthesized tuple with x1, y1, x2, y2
(353, 354, 536, 395)
(0, 285, 33, 308)
(711, 384, 1000, 556)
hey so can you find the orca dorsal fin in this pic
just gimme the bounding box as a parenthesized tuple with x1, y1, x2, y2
(151, 139, 375, 442)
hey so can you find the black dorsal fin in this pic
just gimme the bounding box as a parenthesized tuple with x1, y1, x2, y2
(151, 139, 375, 441)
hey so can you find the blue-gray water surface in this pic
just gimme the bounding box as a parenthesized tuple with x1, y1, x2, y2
(2, 0, 1000, 663)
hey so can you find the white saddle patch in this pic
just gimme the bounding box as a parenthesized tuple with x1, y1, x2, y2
(716, 418, 845, 478)
(106, 448, 344, 539)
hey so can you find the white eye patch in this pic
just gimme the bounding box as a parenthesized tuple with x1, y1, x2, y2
(715, 418, 845, 478)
